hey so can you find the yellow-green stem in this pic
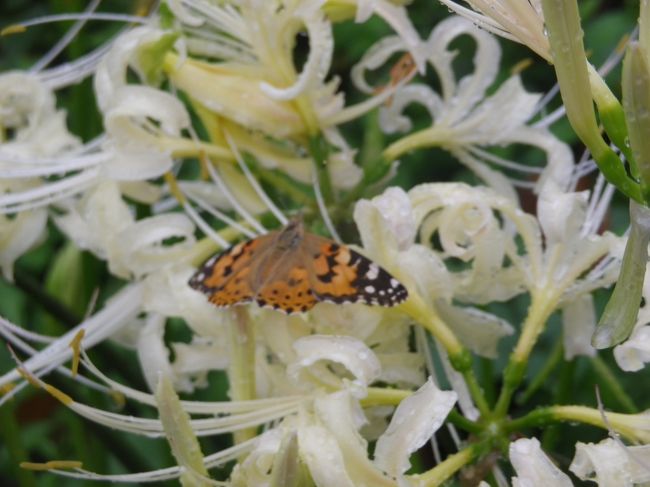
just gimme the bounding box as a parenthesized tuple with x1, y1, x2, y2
(228, 308, 258, 445)
(401, 293, 490, 416)
(409, 443, 482, 487)
(494, 291, 557, 416)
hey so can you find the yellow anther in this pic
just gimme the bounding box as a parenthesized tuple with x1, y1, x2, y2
(69, 329, 85, 378)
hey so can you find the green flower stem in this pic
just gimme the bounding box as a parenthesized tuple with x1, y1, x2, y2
(382, 126, 449, 163)
(517, 337, 563, 406)
(541, 0, 642, 203)
(401, 294, 490, 417)
(550, 405, 650, 443)
(592, 201, 650, 348)
(504, 407, 555, 434)
(228, 308, 258, 445)
(623, 42, 650, 201)
(541, 359, 576, 451)
(590, 356, 638, 414)
(446, 410, 483, 435)
(494, 292, 558, 417)
(409, 441, 487, 487)
(506, 405, 650, 443)
(363, 387, 410, 407)
(308, 135, 335, 204)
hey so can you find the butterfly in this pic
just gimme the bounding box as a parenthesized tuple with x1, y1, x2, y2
(188, 217, 408, 314)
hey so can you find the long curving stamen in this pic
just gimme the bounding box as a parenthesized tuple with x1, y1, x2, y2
(224, 131, 288, 225)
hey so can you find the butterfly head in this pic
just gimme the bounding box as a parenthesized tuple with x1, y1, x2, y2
(275, 216, 304, 251)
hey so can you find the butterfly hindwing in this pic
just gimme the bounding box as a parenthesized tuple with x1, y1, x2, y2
(255, 265, 318, 313)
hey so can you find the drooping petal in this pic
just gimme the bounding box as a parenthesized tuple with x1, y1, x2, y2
(510, 437, 572, 487)
(374, 377, 457, 477)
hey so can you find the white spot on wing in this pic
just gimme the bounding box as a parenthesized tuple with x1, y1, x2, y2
(366, 263, 379, 280)
(390, 278, 400, 288)
(365, 285, 376, 294)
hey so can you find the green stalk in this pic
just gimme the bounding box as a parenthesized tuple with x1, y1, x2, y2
(590, 356, 638, 413)
(409, 442, 486, 487)
(541, 0, 641, 203)
(494, 292, 558, 417)
(308, 135, 335, 204)
(592, 201, 650, 348)
(228, 308, 258, 445)
(517, 338, 563, 405)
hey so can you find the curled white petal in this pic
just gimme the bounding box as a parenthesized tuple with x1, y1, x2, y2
(260, 9, 333, 101)
(288, 335, 381, 392)
(510, 437, 572, 487)
(0, 209, 47, 280)
(374, 377, 457, 477)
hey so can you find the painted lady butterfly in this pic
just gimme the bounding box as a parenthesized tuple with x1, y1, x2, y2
(188, 217, 408, 314)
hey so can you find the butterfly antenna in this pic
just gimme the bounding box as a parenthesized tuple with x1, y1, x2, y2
(311, 159, 342, 243)
(186, 122, 266, 235)
(224, 131, 288, 226)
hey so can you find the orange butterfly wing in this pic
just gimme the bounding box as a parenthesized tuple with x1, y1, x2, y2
(188, 235, 273, 307)
(303, 235, 408, 307)
(188, 220, 408, 314)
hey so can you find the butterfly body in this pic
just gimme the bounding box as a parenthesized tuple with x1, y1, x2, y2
(188, 218, 408, 314)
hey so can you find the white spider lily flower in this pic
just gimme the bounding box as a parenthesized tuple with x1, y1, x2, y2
(55, 181, 196, 279)
(509, 437, 573, 487)
(355, 16, 552, 201)
(163, 1, 367, 189)
(354, 185, 514, 357)
(0, 71, 81, 277)
(237, 380, 456, 487)
(435, 0, 550, 61)
(374, 377, 457, 477)
(570, 438, 650, 486)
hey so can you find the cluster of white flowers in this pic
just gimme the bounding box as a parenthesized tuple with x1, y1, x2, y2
(0, 1, 647, 486)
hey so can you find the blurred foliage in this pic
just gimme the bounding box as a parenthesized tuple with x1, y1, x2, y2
(0, 1, 645, 486)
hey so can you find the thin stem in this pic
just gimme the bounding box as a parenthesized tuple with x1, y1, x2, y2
(308, 135, 334, 205)
(409, 442, 485, 487)
(401, 294, 490, 417)
(517, 336, 563, 405)
(228, 308, 258, 445)
(590, 356, 638, 414)
(494, 292, 557, 417)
